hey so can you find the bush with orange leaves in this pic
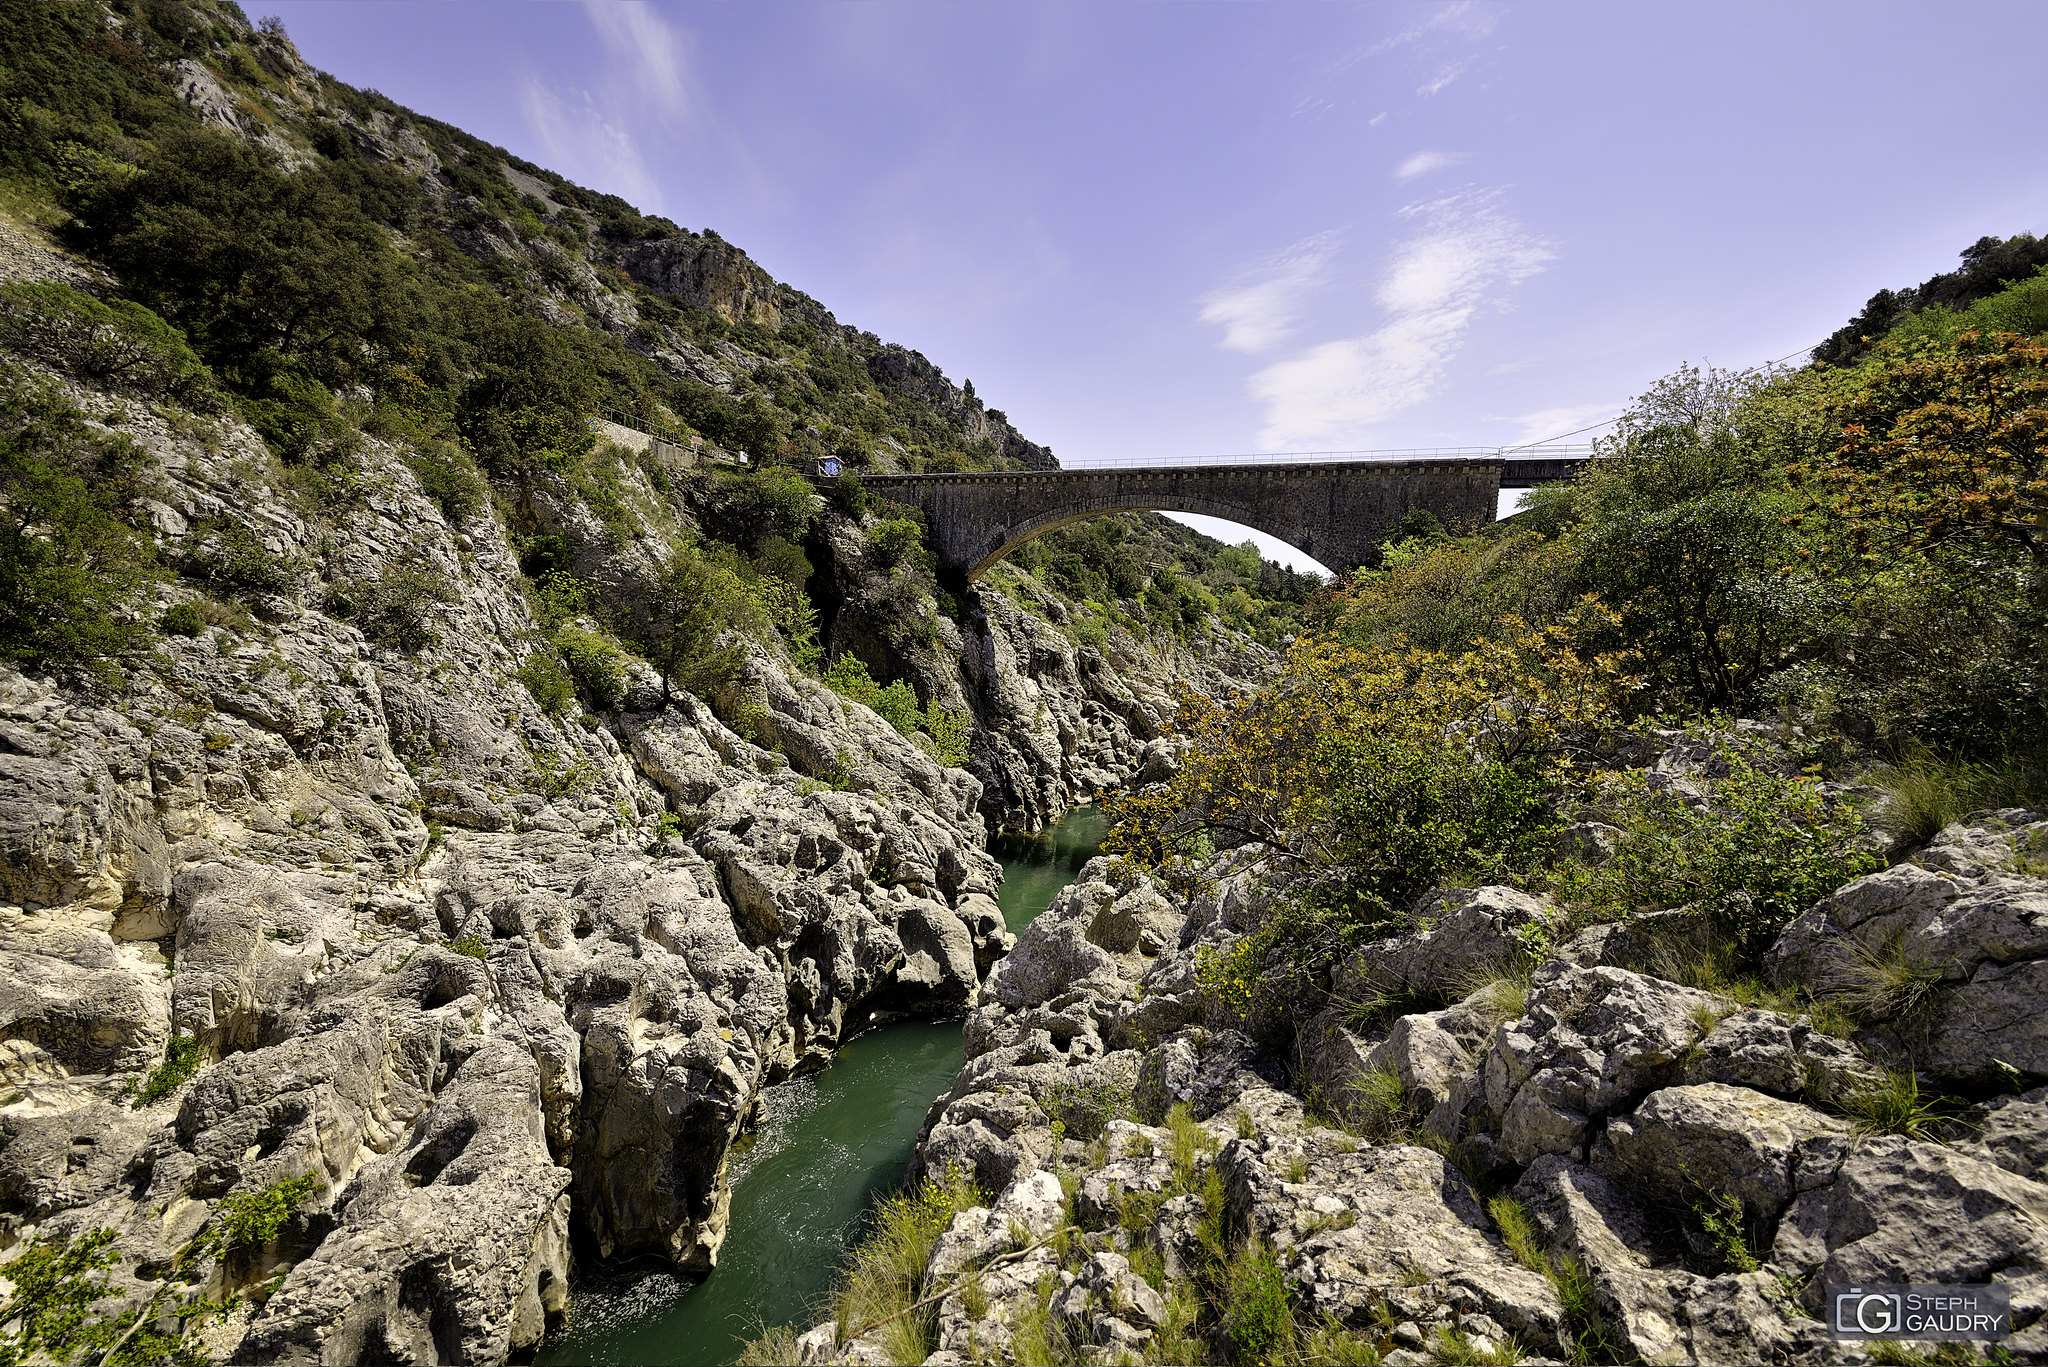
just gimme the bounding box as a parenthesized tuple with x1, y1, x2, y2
(1808, 329, 2048, 569)
(1104, 620, 1639, 936)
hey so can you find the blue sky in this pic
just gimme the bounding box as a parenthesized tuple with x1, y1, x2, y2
(266, 0, 2048, 570)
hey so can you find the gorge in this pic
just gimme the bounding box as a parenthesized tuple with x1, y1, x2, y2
(2, 5, 2047, 1367)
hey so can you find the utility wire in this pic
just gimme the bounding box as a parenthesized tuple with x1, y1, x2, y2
(1498, 338, 1825, 454)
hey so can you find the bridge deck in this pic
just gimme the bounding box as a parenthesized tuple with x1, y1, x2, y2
(853, 454, 1587, 489)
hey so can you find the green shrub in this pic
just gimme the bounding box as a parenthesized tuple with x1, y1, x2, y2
(633, 544, 760, 702)
(1556, 736, 1880, 946)
(554, 625, 627, 710)
(752, 573, 821, 667)
(868, 516, 926, 569)
(1222, 1239, 1295, 1363)
(133, 1034, 201, 1107)
(0, 281, 217, 404)
(159, 601, 206, 637)
(217, 1174, 321, 1249)
(0, 370, 157, 672)
(828, 471, 872, 516)
(920, 703, 972, 766)
(450, 935, 489, 960)
(0, 1227, 120, 1364)
(403, 441, 490, 524)
(1693, 1192, 1760, 1273)
(325, 560, 456, 651)
(190, 518, 301, 593)
(721, 464, 815, 541)
(823, 654, 924, 737)
(530, 747, 597, 799)
(515, 649, 574, 714)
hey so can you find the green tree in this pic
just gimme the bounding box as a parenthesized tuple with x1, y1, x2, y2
(456, 316, 601, 474)
(0, 371, 154, 672)
(637, 545, 759, 703)
(75, 129, 401, 380)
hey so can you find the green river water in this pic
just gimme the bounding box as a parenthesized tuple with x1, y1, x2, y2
(538, 804, 1107, 1366)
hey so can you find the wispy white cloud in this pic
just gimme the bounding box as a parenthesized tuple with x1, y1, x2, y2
(1198, 230, 1342, 354)
(1368, 3, 1499, 57)
(519, 76, 662, 209)
(583, 0, 696, 120)
(518, 2, 701, 212)
(1369, 111, 1389, 127)
(1417, 59, 1472, 97)
(1241, 193, 1554, 450)
(1395, 149, 1466, 180)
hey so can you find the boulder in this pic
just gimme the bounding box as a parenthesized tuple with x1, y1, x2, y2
(1772, 1134, 2048, 1328)
(1593, 1083, 1849, 1217)
(1221, 1131, 1565, 1350)
(1337, 886, 1556, 1000)
(1473, 963, 1725, 1166)
(1513, 1155, 1830, 1366)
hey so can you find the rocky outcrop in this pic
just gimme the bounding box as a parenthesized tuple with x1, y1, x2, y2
(814, 510, 1274, 831)
(786, 827, 2048, 1364)
(0, 350, 1014, 1363)
(619, 233, 786, 330)
(1770, 808, 2048, 1083)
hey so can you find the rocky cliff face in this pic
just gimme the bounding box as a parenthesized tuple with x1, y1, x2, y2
(792, 807, 2048, 1365)
(0, 337, 1043, 1359)
(812, 512, 1272, 833)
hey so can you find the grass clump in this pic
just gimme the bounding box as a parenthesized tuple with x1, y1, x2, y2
(1693, 1192, 1761, 1273)
(1870, 748, 2047, 847)
(1485, 1196, 1625, 1364)
(1221, 1238, 1296, 1364)
(734, 1324, 801, 1367)
(1845, 1069, 1957, 1142)
(1299, 1317, 1385, 1364)
(1331, 1061, 1421, 1142)
(1165, 1102, 1217, 1190)
(1834, 930, 1949, 1027)
(826, 1167, 983, 1364)
(1429, 1323, 1525, 1365)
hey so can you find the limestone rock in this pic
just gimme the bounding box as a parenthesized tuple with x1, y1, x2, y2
(1471, 963, 1725, 1166)
(1514, 1155, 1830, 1366)
(1772, 1135, 2048, 1326)
(1336, 886, 1556, 1000)
(1221, 1131, 1565, 1351)
(1594, 1082, 1849, 1217)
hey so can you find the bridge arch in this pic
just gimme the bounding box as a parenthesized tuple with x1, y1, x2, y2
(963, 492, 1324, 581)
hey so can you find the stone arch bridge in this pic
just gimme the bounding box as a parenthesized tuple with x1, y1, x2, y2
(854, 454, 1586, 582)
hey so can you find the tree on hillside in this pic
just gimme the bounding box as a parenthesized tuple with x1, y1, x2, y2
(73, 129, 402, 380)
(1811, 330, 2048, 570)
(1813, 234, 2048, 367)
